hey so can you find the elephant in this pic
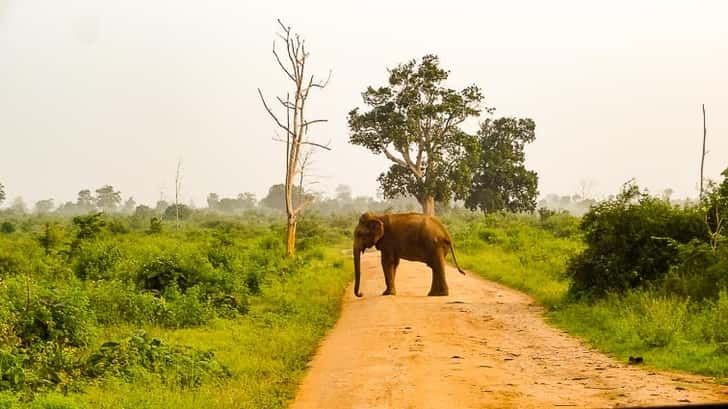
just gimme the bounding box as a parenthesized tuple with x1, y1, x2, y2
(353, 212, 466, 297)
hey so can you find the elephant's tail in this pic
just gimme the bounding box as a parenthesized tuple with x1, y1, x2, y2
(448, 241, 466, 275)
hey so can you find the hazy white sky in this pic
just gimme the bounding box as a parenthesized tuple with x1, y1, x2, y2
(1, 0, 727, 207)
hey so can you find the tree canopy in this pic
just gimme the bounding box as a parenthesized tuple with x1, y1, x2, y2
(465, 118, 539, 214)
(260, 184, 309, 212)
(348, 54, 486, 215)
(95, 185, 121, 212)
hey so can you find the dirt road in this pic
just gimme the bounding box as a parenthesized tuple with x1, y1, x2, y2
(291, 252, 728, 409)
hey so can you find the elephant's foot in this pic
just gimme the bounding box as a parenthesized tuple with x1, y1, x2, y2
(382, 288, 397, 296)
(427, 289, 449, 297)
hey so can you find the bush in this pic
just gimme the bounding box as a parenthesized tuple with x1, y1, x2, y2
(0, 351, 26, 392)
(71, 213, 105, 243)
(626, 292, 689, 348)
(539, 211, 580, 238)
(568, 183, 707, 297)
(137, 252, 214, 293)
(147, 217, 163, 234)
(1, 222, 16, 235)
(73, 242, 122, 280)
(162, 286, 214, 328)
(659, 242, 728, 300)
(82, 331, 230, 388)
(1, 279, 95, 347)
(709, 290, 728, 343)
(164, 205, 193, 221)
(85, 280, 169, 326)
(0, 240, 39, 278)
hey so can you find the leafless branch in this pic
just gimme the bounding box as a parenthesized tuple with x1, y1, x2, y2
(301, 140, 331, 150)
(310, 69, 332, 89)
(272, 136, 331, 151)
(258, 88, 295, 137)
(272, 43, 295, 82)
(303, 119, 328, 126)
(276, 96, 296, 109)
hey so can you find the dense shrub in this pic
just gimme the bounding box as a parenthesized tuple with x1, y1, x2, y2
(73, 242, 123, 280)
(567, 183, 707, 297)
(708, 290, 728, 343)
(0, 210, 351, 404)
(137, 251, 216, 293)
(539, 211, 580, 238)
(85, 280, 168, 326)
(661, 242, 728, 300)
(1, 279, 95, 348)
(163, 205, 193, 221)
(71, 213, 105, 243)
(0, 222, 15, 235)
(82, 331, 230, 388)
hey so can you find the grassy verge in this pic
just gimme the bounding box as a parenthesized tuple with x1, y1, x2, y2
(0, 212, 353, 409)
(446, 212, 728, 381)
(74, 246, 352, 409)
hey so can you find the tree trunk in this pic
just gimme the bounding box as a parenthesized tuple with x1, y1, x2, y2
(286, 221, 297, 256)
(420, 196, 435, 216)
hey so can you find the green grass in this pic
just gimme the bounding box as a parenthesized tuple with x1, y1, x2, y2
(449, 212, 728, 381)
(447, 213, 582, 308)
(550, 291, 728, 380)
(0, 211, 354, 409)
(71, 246, 352, 409)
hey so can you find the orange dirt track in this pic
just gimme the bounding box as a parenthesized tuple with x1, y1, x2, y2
(290, 252, 728, 409)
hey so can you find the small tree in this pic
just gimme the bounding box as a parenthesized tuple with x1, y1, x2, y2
(76, 189, 96, 213)
(9, 197, 26, 214)
(260, 184, 310, 212)
(95, 185, 121, 212)
(0, 182, 5, 205)
(34, 199, 55, 214)
(258, 19, 331, 255)
(465, 118, 539, 214)
(164, 204, 192, 221)
(122, 197, 137, 214)
(206, 193, 220, 211)
(703, 168, 728, 252)
(348, 55, 485, 215)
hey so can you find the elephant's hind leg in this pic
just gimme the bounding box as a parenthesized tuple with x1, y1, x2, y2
(427, 251, 449, 297)
(381, 254, 397, 296)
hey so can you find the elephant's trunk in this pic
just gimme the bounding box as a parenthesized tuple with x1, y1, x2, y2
(353, 245, 363, 297)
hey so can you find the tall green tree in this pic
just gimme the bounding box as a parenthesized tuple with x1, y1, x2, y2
(0, 181, 5, 205)
(95, 185, 121, 212)
(465, 118, 539, 213)
(76, 189, 96, 213)
(348, 55, 485, 215)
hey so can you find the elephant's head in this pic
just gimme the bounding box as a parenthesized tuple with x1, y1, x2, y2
(352, 212, 384, 297)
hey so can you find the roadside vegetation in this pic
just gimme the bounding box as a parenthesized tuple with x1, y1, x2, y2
(0, 211, 353, 409)
(446, 174, 728, 381)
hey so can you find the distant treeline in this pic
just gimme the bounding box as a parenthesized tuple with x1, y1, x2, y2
(0, 183, 424, 218)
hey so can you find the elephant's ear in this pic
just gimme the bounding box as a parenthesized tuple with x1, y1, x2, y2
(368, 218, 384, 244)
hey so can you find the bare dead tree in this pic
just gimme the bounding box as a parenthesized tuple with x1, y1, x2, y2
(700, 104, 707, 198)
(258, 19, 331, 256)
(174, 158, 182, 229)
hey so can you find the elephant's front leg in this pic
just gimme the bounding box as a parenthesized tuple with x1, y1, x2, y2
(381, 254, 397, 296)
